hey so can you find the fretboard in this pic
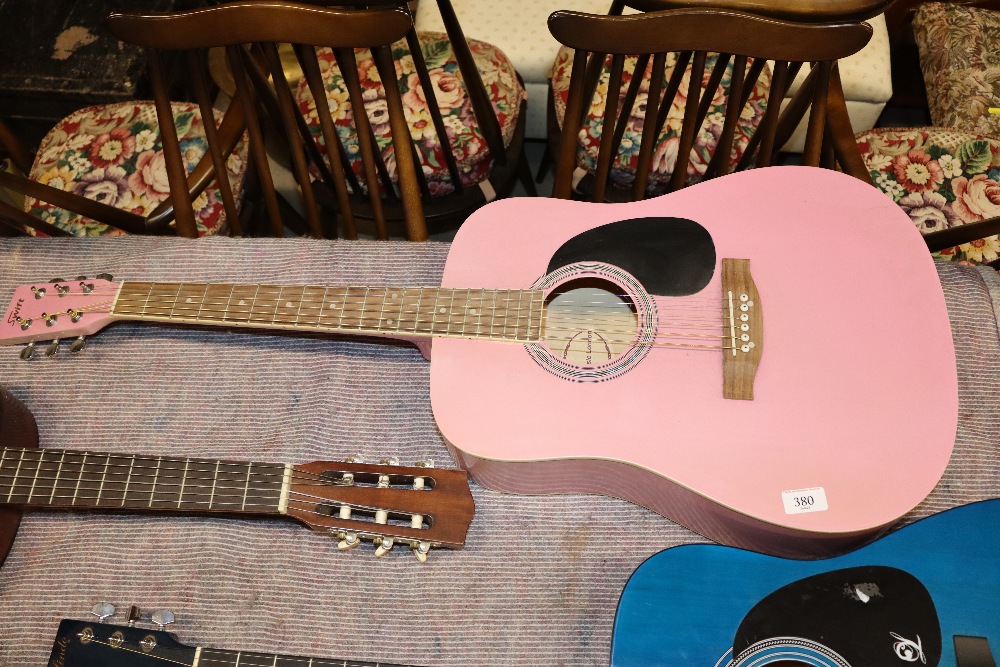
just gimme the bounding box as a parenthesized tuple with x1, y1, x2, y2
(196, 647, 418, 667)
(111, 282, 546, 342)
(0, 448, 285, 515)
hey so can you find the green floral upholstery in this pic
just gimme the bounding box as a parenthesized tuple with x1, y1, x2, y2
(857, 126, 1000, 263)
(549, 47, 772, 191)
(913, 2, 1000, 138)
(296, 32, 525, 196)
(26, 101, 248, 237)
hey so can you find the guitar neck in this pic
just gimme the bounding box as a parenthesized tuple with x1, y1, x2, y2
(0, 447, 286, 516)
(111, 281, 546, 342)
(195, 647, 417, 666)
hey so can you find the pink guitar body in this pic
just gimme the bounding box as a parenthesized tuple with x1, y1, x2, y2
(432, 166, 957, 558)
(0, 167, 956, 558)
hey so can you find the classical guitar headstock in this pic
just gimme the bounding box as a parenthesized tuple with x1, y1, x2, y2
(48, 604, 194, 667)
(0, 275, 118, 358)
(288, 456, 475, 562)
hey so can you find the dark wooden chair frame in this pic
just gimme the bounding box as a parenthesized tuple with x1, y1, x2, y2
(545, 7, 877, 202)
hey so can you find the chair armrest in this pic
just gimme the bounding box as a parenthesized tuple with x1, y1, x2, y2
(0, 170, 150, 235)
(924, 216, 1000, 253)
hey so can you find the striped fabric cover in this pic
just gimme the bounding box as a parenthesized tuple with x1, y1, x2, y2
(0, 236, 997, 666)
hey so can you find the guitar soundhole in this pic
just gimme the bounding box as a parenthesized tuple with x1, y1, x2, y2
(528, 262, 656, 383)
(543, 278, 637, 366)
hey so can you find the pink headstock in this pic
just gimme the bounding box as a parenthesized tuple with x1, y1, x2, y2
(1, 276, 119, 355)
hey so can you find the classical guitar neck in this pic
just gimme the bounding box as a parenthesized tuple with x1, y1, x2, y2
(112, 281, 545, 342)
(0, 447, 286, 515)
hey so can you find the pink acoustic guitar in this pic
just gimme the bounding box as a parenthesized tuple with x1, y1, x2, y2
(0, 167, 957, 558)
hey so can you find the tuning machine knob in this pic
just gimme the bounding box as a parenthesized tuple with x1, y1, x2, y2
(126, 605, 142, 627)
(151, 609, 175, 630)
(91, 602, 117, 622)
(45, 339, 60, 357)
(95, 273, 114, 281)
(19, 342, 34, 360)
(70, 336, 87, 353)
(411, 541, 431, 563)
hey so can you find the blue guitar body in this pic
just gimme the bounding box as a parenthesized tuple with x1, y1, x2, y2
(612, 501, 1000, 666)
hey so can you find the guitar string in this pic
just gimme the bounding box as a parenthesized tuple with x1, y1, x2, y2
(47, 295, 745, 348)
(198, 647, 401, 667)
(0, 453, 436, 508)
(198, 647, 403, 667)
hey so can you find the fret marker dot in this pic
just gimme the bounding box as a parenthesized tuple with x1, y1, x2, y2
(186, 297, 194, 304)
(387, 319, 394, 326)
(238, 300, 246, 306)
(470, 308, 478, 315)
(285, 301, 293, 308)
(439, 307, 447, 314)
(391, 292, 399, 299)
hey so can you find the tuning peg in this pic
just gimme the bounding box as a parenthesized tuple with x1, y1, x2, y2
(338, 531, 361, 551)
(151, 609, 175, 629)
(344, 454, 365, 464)
(44, 339, 59, 357)
(90, 602, 116, 622)
(48, 277, 66, 284)
(95, 273, 114, 281)
(75, 275, 87, 281)
(411, 541, 430, 563)
(374, 536, 394, 557)
(70, 336, 87, 353)
(414, 458, 434, 468)
(379, 456, 400, 466)
(126, 605, 141, 627)
(19, 342, 34, 360)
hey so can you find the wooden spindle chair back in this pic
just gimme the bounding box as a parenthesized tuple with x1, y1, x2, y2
(288, 0, 533, 239)
(105, 0, 421, 240)
(548, 8, 875, 202)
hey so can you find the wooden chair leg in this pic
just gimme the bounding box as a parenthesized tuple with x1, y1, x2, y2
(517, 148, 538, 196)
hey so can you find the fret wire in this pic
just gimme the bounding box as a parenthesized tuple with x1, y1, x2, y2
(242, 463, 253, 511)
(25, 448, 42, 503)
(178, 457, 191, 508)
(148, 456, 162, 507)
(95, 452, 111, 505)
(121, 455, 136, 507)
(209, 460, 221, 510)
(49, 450, 66, 505)
(71, 452, 87, 505)
(7, 449, 23, 503)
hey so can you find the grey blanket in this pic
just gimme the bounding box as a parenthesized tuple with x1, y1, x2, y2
(0, 236, 997, 666)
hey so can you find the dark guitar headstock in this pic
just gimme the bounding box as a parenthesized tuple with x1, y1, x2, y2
(48, 606, 194, 667)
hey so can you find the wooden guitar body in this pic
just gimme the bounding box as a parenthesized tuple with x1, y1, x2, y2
(0, 386, 34, 566)
(434, 166, 957, 557)
(611, 500, 1000, 666)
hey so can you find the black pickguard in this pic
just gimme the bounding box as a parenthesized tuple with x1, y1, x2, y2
(546, 216, 716, 297)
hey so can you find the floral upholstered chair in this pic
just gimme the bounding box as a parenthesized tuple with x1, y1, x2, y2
(856, 2, 1000, 265)
(21, 101, 248, 237)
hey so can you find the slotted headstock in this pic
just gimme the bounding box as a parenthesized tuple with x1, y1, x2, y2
(1, 277, 118, 353)
(48, 618, 194, 667)
(287, 458, 475, 561)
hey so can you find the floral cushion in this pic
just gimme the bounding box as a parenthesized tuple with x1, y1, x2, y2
(549, 47, 772, 191)
(913, 2, 1000, 137)
(26, 101, 248, 237)
(296, 32, 525, 197)
(856, 126, 1000, 263)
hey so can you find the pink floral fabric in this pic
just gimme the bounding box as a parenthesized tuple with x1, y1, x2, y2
(296, 32, 525, 197)
(857, 126, 1000, 263)
(26, 101, 248, 237)
(913, 2, 1000, 138)
(549, 47, 772, 191)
